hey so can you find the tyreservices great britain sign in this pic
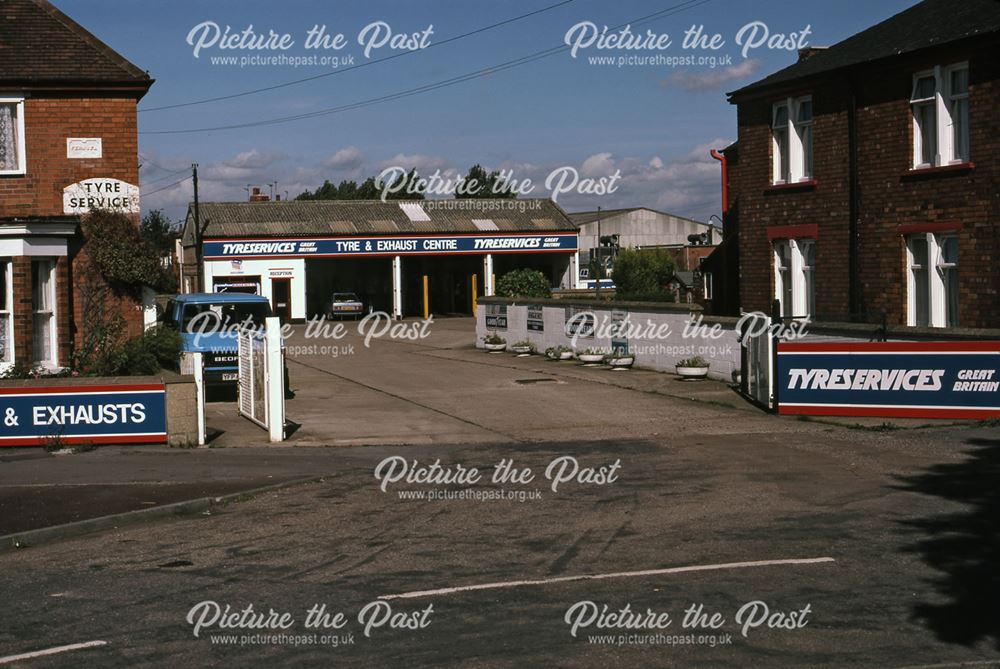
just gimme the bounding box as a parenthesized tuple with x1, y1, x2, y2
(63, 178, 140, 215)
(203, 233, 578, 259)
(0, 383, 167, 447)
(777, 341, 1000, 419)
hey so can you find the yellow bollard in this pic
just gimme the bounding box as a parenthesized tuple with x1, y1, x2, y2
(471, 274, 478, 315)
(422, 275, 429, 320)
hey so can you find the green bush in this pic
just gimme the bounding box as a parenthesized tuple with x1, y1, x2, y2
(612, 248, 676, 300)
(75, 325, 180, 377)
(496, 269, 551, 299)
(82, 210, 176, 296)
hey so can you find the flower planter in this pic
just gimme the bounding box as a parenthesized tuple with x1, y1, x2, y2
(676, 365, 709, 380)
(577, 353, 605, 365)
(558, 351, 575, 361)
(511, 345, 533, 357)
(607, 356, 635, 370)
(484, 342, 507, 353)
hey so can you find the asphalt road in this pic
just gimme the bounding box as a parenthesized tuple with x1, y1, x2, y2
(2, 426, 999, 667)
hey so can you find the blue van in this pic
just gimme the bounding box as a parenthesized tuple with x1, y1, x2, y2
(162, 293, 276, 388)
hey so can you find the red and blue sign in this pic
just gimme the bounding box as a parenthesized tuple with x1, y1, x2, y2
(203, 233, 579, 260)
(0, 384, 167, 447)
(777, 341, 1000, 419)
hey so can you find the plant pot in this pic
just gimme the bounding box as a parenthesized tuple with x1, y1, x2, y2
(577, 353, 605, 365)
(484, 342, 507, 352)
(676, 365, 709, 380)
(511, 346, 533, 356)
(607, 356, 635, 370)
(558, 351, 575, 361)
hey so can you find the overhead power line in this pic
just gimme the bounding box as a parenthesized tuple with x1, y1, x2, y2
(141, 175, 192, 197)
(141, 0, 710, 135)
(139, 0, 577, 113)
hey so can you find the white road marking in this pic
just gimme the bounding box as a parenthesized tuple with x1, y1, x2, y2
(379, 557, 836, 600)
(0, 640, 107, 665)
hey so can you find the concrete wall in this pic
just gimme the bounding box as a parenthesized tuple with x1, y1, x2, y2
(577, 209, 716, 259)
(476, 297, 741, 382)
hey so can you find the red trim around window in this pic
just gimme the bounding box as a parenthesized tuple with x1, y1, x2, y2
(764, 179, 818, 193)
(901, 162, 974, 180)
(896, 221, 963, 235)
(767, 224, 818, 241)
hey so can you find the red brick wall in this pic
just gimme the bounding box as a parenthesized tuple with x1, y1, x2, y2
(0, 93, 144, 363)
(733, 39, 1000, 328)
(0, 95, 140, 217)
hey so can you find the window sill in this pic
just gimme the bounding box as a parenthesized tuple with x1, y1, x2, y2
(0, 171, 26, 177)
(901, 162, 974, 180)
(764, 179, 818, 194)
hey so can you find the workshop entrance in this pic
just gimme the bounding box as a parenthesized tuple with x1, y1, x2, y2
(403, 255, 484, 317)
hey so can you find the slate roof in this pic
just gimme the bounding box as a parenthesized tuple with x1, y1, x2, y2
(729, 0, 1000, 99)
(183, 199, 576, 245)
(0, 0, 152, 89)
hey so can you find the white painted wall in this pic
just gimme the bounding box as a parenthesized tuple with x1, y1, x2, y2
(204, 258, 307, 320)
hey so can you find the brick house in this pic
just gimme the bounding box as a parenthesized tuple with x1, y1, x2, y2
(726, 0, 1000, 329)
(0, 0, 152, 371)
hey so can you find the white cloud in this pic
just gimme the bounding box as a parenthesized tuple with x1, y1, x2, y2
(660, 59, 762, 92)
(323, 146, 363, 171)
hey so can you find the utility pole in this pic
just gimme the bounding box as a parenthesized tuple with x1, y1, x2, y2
(595, 206, 602, 299)
(192, 163, 201, 292)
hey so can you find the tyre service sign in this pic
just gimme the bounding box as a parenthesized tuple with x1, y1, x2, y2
(777, 341, 1000, 419)
(0, 384, 167, 446)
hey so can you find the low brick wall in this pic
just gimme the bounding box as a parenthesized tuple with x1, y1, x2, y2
(0, 371, 199, 448)
(476, 297, 741, 382)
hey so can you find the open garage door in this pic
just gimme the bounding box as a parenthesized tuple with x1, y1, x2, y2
(403, 255, 483, 317)
(305, 258, 392, 318)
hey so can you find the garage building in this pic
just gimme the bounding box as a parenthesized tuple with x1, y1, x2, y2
(179, 199, 579, 320)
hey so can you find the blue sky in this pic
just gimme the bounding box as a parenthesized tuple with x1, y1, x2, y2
(56, 0, 917, 223)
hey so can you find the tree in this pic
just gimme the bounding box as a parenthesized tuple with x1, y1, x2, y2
(611, 248, 676, 301)
(455, 164, 516, 199)
(140, 209, 176, 257)
(295, 170, 424, 200)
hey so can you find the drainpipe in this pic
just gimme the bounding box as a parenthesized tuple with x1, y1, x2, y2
(710, 149, 728, 215)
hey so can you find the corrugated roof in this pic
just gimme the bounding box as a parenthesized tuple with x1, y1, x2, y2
(566, 207, 708, 229)
(183, 199, 576, 245)
(0, 0, 152, 90)
(729, 0, 1000, 99)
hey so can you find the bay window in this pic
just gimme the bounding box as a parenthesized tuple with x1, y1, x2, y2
(0, 260, 11, 365)
(771, 96, 813, 184)
(907, 232, 959, 327)
(774, 238, 815, 319)
(910, 63, 969, 168)
(0, 97, 26, 175)
(32, 259, 57, 366)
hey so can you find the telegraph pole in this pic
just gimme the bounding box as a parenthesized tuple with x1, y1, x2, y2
(192, 163, 201, 292)
(595, 206, 602, 299)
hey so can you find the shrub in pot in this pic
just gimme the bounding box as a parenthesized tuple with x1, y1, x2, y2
(483, 333, 507, 352)
(676, 356, 710, 379)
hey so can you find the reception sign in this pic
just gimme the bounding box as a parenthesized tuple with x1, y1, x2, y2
(777, 341, 1000, 419)
(203, 233, 578, 260)
(0, 384, 167, 446)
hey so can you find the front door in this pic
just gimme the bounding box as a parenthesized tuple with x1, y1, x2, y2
(271, 278, 292, 323)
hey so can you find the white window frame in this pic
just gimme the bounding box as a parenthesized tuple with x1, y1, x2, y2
(32, 259, 58, 367)
(771, 96, 813, 184)
(0, 97, 26, 176)
(703, 271, 713, 300)
(773, 238, 815, 319)
(0, 259, 12, 368)
(910, 63, 969, 169)
(906, 232, 959, 328)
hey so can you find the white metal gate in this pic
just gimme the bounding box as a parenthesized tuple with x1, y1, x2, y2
(740, 312, 775, 410)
